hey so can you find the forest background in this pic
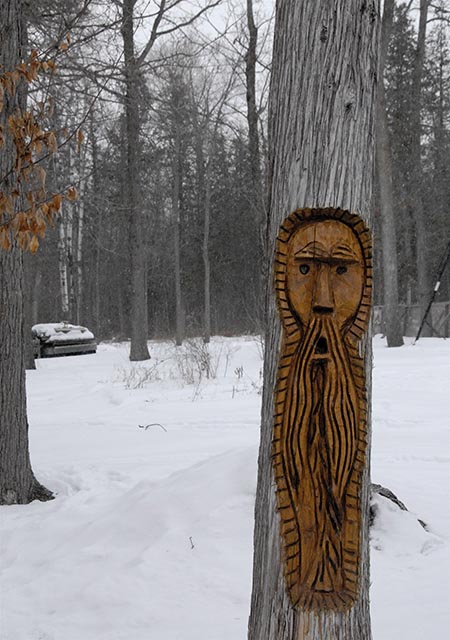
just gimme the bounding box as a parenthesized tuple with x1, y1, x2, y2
(16, 0, 450, 349)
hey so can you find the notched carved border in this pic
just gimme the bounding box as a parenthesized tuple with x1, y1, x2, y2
(273, 207, 372, 611)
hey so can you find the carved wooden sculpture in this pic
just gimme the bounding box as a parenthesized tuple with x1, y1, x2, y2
(273, 207, 372, 612)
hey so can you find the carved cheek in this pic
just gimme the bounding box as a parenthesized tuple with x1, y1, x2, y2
(332, 265, 364, 325)
(286, 263, 314, 323)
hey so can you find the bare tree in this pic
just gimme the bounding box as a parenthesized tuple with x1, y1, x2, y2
(243, 0, 266, 331)
(410, 0, 431, 329)
(245, 0, 265, 223)
(170, 70, 185, 346)
(119, 0, 221, 360)
(121, 0, 150, 359)
(248, 1, 379, 638)
(0, 0, 53, 505)
(376, 0, 404, 347)
(190, 61, 237, 343)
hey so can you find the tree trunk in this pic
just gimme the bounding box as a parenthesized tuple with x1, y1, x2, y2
(58, 212, 70, 320)
(23, 252, 36, 369)
(191, 95, 211, 343)
(76, 196, 84, 325)
(75, 168, 85, 325)
(245, 0, 265, 326)
(203, 146, 212, 344)
(376, 0, 404, 347)
(90, 109, 101, 336)
(245, 0, 264, 219)
(248, 1, 379, 638)
(122, 0, 150, 360)
(57, 144, 77, 322)
(31, 267, 40, 326)
(0, 0, 52, 505)
(410, 0, 430, 331)
(172, 117, 184, 347)
(66, 204, 76, 318)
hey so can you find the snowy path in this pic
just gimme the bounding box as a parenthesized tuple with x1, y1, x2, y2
(0, 336, 448, 639)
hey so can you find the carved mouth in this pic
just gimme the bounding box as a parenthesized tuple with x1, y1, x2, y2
(315, 336, 328, 355)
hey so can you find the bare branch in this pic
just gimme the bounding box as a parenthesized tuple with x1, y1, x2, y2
(137, 0, 222, 66)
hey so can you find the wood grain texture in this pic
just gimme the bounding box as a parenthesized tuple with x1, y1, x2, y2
(273, 208, 372, 611)
(0, 0, 53, 505)
(248, 2, 379, 638)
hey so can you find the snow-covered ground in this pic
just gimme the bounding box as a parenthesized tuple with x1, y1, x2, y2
(0, 336, 449, 639)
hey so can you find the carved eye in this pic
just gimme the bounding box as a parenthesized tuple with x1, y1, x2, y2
(299, 264, 310, 275)
(336, 265, 348, 275)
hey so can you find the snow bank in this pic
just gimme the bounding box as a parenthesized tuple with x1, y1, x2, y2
(0, 336, 448, 639)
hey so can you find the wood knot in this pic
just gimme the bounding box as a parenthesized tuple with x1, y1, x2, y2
(320, 25, 328, 43)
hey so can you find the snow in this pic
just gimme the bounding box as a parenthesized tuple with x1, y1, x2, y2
(32, 322, 95, 343)
(0, 336, 449, 639)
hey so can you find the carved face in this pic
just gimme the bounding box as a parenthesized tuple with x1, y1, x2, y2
(273, 209, 372, 611)
(286, 220, 364, 330)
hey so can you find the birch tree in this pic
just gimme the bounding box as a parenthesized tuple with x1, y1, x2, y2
(248, 1, 380, 638)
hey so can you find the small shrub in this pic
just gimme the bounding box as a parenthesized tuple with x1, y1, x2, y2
(175, 339, 220, 385)
(232, 364, 263, 398)
(116, 361, 162, 389)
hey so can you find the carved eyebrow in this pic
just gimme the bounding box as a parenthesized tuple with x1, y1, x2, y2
(294, 241, 360, 263)
(331, 244, 360, 260)
(294, 241, 328, 259)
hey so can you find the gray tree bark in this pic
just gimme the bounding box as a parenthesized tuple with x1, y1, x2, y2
(23, 252, 37, 369)
(120, 1, 218, 357)
(172, 113, 184, 347)
(122, 0, 150, 360)
(376, 0, 404, 347)
(191, 92, 210, 344)
(0, 0, 52, 504)
(31, 267, 41, 326)
(245, 0, 265, 327)
(191, 70, 233, 344)
(248, 1, 380, 638)
(202, 141, 212, 345)
(410, 0, 430, 330)
(245, 0, 265, 220)
(75, 159, 86, 325)
(89, 108, 102, 337)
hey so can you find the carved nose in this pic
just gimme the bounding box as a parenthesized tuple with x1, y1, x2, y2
(312, 265, 334, 314)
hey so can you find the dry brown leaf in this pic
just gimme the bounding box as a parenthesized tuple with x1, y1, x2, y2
(66, 187, 78, 201)
(0, 229, 11, 251)
(52, 194, 62, 211)
(29, 235, 39, 253)
(46, 132, 57, 152)
(17, 233, 28, 250)
(77, 129, 84, 153)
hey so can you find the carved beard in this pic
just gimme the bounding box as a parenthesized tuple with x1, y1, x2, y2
(274, 315, 363, 611)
